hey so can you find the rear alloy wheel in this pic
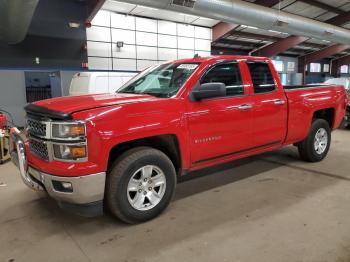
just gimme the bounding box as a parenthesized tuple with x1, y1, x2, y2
(298, 119, 331, 162)
(313, 128, 328, 155)
(106, 147, 176, 224)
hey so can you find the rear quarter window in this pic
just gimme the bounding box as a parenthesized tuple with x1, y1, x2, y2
(247, 62, 276, 94)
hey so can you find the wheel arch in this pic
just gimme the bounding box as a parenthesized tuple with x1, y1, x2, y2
(107, 134, 182, 176)
(312, 108, 335, 129)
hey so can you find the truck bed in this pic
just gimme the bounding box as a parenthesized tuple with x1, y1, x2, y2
(283, 84, 346, 145)
(284, 84, 335, 90)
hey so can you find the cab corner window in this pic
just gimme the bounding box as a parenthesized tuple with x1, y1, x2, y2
(201, 62, 244, 97)
(247, 62, 276, 94)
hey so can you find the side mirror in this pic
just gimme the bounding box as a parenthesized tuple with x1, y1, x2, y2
(190, 82, 226, 101)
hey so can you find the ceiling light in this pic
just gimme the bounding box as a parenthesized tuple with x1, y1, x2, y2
(268, 29, 288, 35)
(139, 5, 159, 11)
(68, 22, 81, 28)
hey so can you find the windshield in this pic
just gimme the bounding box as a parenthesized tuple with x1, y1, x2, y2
(117, 63, 200, 98)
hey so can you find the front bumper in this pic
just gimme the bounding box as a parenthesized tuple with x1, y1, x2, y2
(10, 129, 106, 216)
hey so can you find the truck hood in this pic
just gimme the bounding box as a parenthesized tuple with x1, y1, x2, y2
(32, 93, 156, 115)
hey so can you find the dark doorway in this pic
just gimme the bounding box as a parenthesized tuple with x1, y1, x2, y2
(24, 71, 61, 102)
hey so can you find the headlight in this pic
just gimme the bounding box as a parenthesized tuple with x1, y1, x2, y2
(52, 122, 86, 140)
(53, 144, 87, 160)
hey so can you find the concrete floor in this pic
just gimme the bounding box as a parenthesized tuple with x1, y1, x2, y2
(1, 130, 350, 262)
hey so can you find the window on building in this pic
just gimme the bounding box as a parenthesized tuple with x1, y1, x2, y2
(341, 65, 349, 74)
(201, 62, 244, 97)
(287, 62, 295, 72)
(310, 63, 321, 73)
(247, 62, 276, 94)
(272, 60, 284, 72)
(323, 64, 330, 73)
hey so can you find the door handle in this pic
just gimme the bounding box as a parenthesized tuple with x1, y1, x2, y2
(274, 99, 286, 106)
(237, 104, 253, 110)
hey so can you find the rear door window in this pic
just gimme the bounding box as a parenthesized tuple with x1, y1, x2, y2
(247, 62, 276, 94)
(201, 62, 244, 97)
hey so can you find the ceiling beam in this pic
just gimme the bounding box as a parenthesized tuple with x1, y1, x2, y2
(298, 44, 350, 73)
(297, 0, 345, 15)
(212, 22, 239, 42)
(86, 0, 106, 23)
(249, 1, 348, 57)
(251, 35, 309, 57)
(253, 0, 280, 7)
(331, 54, 350, 77)
(227, 31, 324, 49)
(326, 11, 350, 26)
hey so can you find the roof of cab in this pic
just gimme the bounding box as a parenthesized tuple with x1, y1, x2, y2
(172, 55, 271, 64)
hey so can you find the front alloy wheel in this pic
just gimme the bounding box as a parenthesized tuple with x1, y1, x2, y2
(106, 147, 176, 224)
(127, 165, 166, 211)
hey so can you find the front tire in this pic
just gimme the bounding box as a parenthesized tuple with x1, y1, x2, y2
(106, 147, 176, 224)
(298, 119, 331, 162)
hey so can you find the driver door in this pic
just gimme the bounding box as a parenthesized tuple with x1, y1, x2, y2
(186, 61, 253, 165)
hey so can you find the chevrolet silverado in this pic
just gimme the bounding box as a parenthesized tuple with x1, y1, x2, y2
(10, 55, 347, 223)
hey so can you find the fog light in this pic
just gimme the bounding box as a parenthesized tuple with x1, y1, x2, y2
(61, 182, 72, 190)
(52, 180, 73, 193)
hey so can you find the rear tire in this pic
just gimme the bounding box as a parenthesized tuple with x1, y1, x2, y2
(298, 119, 331, 162)
(106, 147, 176, 224)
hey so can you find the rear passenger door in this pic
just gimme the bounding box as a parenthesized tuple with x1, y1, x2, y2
(187, 61, 253, 164)
(245, 61, 287, 147)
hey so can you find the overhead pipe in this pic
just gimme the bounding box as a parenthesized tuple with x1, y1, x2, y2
(114, 0, 350, 44)
(0, 0, 39, 44)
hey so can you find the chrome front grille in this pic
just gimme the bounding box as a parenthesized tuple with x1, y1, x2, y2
(27, 118, 47, 137)
(29, 138, 49, 161)
(25, 115, 87, 162)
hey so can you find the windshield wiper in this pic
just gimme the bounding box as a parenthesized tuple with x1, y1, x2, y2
(117, 90, 138, 94)
(140, 91, 173, 98)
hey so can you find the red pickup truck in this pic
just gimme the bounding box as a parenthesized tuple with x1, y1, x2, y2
(11, 55, 346, 223)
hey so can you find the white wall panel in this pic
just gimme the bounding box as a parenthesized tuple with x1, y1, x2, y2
(111, 13, 135, 30)
(111, 28, 135, 44)
(178, 49, 194, 59)
(112, 44, 136, 59)
(113, 58, 137, 71)
(178, 37, 194, 50)
(91, 10, 111, 27)
(88, 10, 212, 72)
(86, 26, 111, 42)
(136, 32, 157, 46)
(195, 39, 211, 51)
(137, 46, 157, 60)
(88, 57, 112, 70)
(137, 60, 159, 71)
(158, 34, 177, 48)
(87, 41, 111, 57)
(136, 17, 157, 33)
(177, 24, 194, 37)
(158, 48, 177, 61)
(195, 26, 212, 40)
(158, 20, 176, 35)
